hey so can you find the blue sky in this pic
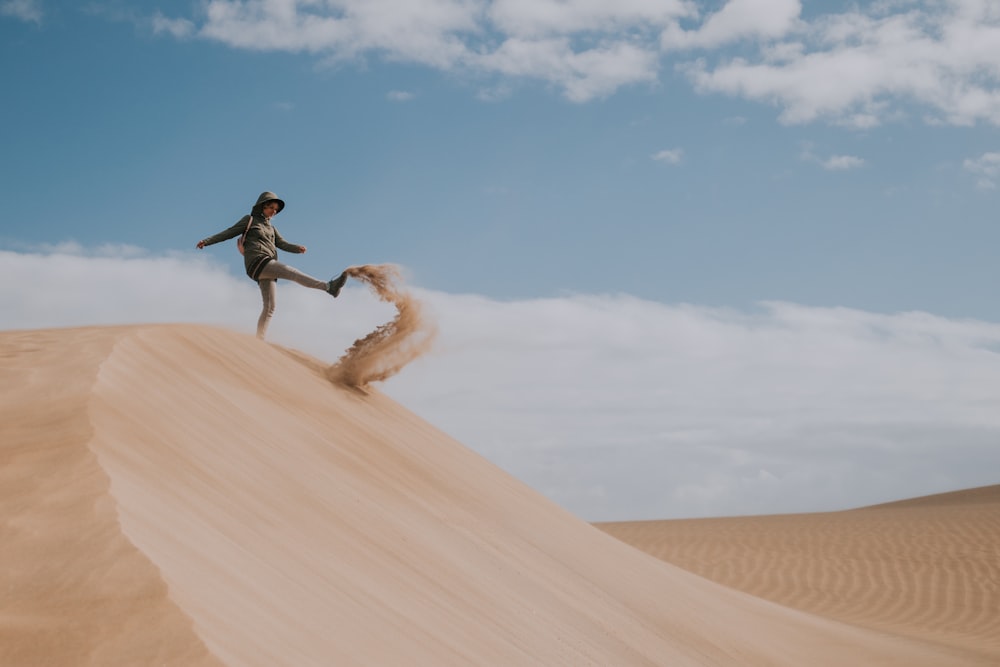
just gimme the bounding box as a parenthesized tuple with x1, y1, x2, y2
(2, 0, 999, 520)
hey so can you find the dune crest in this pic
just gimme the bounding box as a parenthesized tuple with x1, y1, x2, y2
(326, 264, 436, 387)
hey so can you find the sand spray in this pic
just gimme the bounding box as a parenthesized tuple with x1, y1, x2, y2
(326, 264, 436, 388)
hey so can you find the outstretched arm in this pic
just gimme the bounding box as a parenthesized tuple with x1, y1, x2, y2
(197, 216, 250, 249)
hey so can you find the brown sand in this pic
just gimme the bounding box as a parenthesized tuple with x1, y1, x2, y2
(326, 264, 436, 387)
(599, 486, 1000, 662)
(1, 323, 994, 666)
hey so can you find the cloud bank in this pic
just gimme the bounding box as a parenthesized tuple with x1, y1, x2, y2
(132, 0, 1000, 126)
(4, 246, 999, 521)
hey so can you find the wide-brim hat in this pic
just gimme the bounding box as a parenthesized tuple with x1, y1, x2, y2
(253, 191, 285, 214)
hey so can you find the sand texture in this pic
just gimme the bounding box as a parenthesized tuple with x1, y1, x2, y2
(2, 324, 995, 666)
(599, 486, 1000, 663)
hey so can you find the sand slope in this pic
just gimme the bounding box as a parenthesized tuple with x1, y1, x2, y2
(1, 324, 993, 666)
(0, 327, 221, 666)
(599, 486, 1000, 662)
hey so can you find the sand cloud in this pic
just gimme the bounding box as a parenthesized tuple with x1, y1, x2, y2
(328, 264, 437, 387)
(129, 0, 1000, 123)
(3, 246, 998, 521)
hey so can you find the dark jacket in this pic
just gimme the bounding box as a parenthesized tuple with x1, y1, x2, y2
(200, 191, 302, 280)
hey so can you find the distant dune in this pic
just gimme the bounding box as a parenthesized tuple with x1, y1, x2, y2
(1, 324, 994, 666)
(598, 485, 1000, 662)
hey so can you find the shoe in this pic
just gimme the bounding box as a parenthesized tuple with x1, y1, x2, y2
(327, 272, 347, 298)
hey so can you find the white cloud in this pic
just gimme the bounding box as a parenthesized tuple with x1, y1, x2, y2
(822, 154, 865, 170)
(198, 0, 476, 67)
(651, 147, 684, 164)
(963, 151, 1000, 189)
(152, 11, 195, 38)
(3, 246, 1000, 522)
(0, 0, 42, 23)
(681, 0, 1000, 127)
(388, 293, 1000, 520)
(387, 90, 415, 102)
(800, 143, 865, 170)
(143, 1, 1000, 119)
(662, 0, 802, 50)
(477, 37, 659, 101)
(488, 0, 693, 38)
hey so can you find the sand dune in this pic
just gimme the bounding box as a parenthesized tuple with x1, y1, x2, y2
(599, 486, 1000, 662)
(1, 324, 994, 666)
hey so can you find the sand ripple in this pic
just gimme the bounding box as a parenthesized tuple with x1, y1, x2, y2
(599, 486, 1000, 662)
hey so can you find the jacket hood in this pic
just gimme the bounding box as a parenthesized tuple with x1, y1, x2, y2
(252, 191, 285, 215)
